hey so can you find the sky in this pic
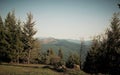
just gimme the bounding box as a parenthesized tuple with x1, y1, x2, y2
(0, 0, 120, 40)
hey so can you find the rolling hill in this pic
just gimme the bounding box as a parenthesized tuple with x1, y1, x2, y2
(39, 37, 91, 61)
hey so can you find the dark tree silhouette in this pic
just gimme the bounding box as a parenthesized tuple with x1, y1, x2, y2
(83, 13, 120, 74)
(0, 11, 39, 64)
(118, 3, 120, 8)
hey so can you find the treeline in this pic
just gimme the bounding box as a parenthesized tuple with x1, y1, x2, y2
(0, 11, 81, 70)
(39, 48, 80, 71)
(0, 11, 81, 71)
(40, 48, 64, 65)
(0, 11, 40, 64)
(83, 13, 120, 75)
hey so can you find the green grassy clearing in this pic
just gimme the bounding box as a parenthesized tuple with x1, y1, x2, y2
(0, 63, 59, 75)
(0, 63, 89, 75)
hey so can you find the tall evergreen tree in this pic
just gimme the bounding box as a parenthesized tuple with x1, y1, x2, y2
(83, 13, 120, 74)
(14, 20, 24, 63)
(83, 36, 101, 73)
(30, 38, 40, 63)
(0, 16, 9, 62)
(80, 38, 85, 69)
(23, 12, 37, 64)
(47, 48, 55, 56)
(5, 11, 18, 62)
(104, 13, 120, 74)
(0, 11, 39, 64)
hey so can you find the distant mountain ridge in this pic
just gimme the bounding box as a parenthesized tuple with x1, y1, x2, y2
(39, 37, 91, 60)
(39, 37, 57, 44)
(39, 37, 91, 45)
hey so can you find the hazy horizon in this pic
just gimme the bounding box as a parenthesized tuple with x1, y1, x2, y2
(0, 0, 120, 40)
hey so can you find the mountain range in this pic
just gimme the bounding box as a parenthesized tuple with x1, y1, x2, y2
(39, 37, 91, 60)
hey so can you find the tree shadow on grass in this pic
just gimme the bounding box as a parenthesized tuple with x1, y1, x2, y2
(42, 65, 54, 70)
(0, 63, 40, 69)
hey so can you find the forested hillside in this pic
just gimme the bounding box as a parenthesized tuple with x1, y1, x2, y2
(40, 38, 91, 60)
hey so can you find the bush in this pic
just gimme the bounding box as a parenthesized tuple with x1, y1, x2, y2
(66, 53, 80, 68)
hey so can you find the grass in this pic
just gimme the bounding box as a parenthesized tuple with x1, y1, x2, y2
(0, 63, 59, 75)
(0, 63, 89, 75)
(66, 69, 89, 75)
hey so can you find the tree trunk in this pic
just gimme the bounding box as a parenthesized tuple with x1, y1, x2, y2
(17, 54, 19, 64)
(16, 50, 19, 64)
(27, 50, 31, 64)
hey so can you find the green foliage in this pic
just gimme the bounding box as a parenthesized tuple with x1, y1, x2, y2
(0, 16, 10, 62)
(39, 52, 47, 64)
(4, 11, 17, 62)
(80, 38, 85, 69)
(47, 48, 55, 56)
(58, 48, 63, 59)
(41, 39, 85, 60)
(66, 53, 80, 68)
(39, 48, 65, 70)
(83, 36, 101, 73)
(23, 13, 37, 64)
(103, 13, 120, 74)
(83, 13, 120, 74)
(0, 11, 39, 64)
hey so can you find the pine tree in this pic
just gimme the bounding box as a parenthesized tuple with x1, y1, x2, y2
(0, 11, 39, 64)
(58, 48, 63, 59)
(30, 38, 40, 63)
(5, 11, 18, 63)
(83, 36, 101, 73)
(47, 48, 54, 56)
(0, 16, 9, 62)
(46, 48, 55, 64)
(79, 38, 85, 69)
(66, 53, 80, 68)
(4, 11, 24, 63)
(104, 13, 120, 74)
(23, 12, 37, 64)
(83, 13, 120, 74)
(0, 16, 4, 56)
(14, 20, 24, 63)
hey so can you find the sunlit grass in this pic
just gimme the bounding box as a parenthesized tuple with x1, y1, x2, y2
(0, 63, 90, 75)
(0, 63, 59, 75)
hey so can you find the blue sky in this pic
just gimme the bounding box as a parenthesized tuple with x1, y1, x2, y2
(0, 0, 119, 40)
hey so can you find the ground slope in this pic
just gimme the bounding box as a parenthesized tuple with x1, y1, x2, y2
(0, 63, 89, 75)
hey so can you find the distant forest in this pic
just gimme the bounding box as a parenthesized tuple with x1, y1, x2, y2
(0, 11, 120, 75)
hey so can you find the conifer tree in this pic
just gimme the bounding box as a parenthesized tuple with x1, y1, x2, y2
(15, 20, 24, 63)
(83, 13, 120, 74)
(0, 11, 39, 64)
(30, 38, 40, 63)
(80, 38, 85, 69)
(0, 16, 9, 62)
(104, 13, 120, 74)
(58, 48, 63, 59)
(66, 53, 80, 68)
(83, 36, 101, 73)
(47, 48, 54, 56)
(5, 11, 18, 62)
(23, 12, 37, 64)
